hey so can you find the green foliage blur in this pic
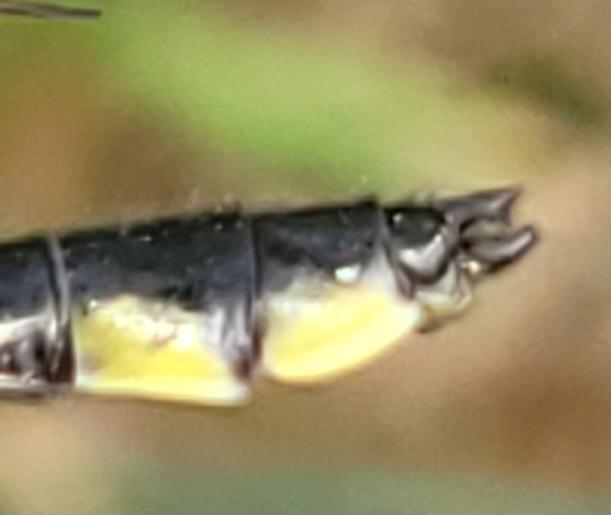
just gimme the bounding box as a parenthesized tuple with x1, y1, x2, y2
(0, 0, 561, 232)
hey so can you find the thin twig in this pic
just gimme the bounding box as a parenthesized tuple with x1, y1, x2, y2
(0, 1, 101, 20)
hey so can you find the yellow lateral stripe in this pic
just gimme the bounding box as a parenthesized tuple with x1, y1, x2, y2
(262, 287, 421, 383)
(72, 295, 249, 406)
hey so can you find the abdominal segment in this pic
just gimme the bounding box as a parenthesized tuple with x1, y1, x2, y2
(254, 203, 421, 383)
(61, 216, 255, 405)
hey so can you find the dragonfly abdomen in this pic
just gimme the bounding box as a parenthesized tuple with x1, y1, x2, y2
(0, 189, 537, 405)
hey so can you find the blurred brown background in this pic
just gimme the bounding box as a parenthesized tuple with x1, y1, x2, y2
(1, 0, 611, 512)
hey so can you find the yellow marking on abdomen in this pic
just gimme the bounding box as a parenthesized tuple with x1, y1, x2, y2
(262, 285, 421, 384)
(71, 295, 249, 406)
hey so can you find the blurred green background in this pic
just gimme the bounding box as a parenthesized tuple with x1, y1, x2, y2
(2, 0, 611, 512)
